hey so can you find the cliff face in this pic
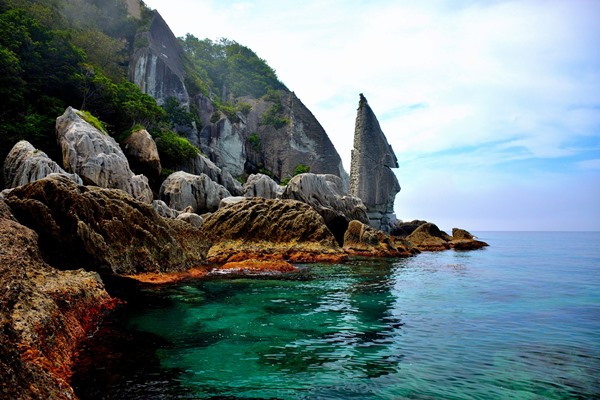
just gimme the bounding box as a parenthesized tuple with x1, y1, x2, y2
(130, 11, 190, 107)
(350, 94, 400, 232)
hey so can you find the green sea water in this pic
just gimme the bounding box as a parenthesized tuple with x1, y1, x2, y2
(73, 232, 600, 399)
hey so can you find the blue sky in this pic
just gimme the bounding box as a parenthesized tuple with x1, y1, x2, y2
(142, 0, 600, 231)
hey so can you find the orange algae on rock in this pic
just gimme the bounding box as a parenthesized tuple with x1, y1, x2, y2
(125, 266, 210, 284)
(220, 259, 297, 273)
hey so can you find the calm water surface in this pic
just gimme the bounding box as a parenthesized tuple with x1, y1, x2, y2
(73, 232, 600, 399)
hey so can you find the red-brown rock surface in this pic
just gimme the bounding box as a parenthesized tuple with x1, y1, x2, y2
(0, 199, 116, 400)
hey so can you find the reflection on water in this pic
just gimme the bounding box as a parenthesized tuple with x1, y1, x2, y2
(73, 233, 600, 399)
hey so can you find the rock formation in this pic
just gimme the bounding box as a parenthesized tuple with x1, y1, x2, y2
(122, 128, 161, 187)
(2, 140, 82, 189)
(350, 94, 400, 232)
(3, 175, 209, 274)
(343, 220, 418, 257)
(281, 173, 369, 245)
(200, 197, 347, 264)
(130, 11, 190, 107)
(0, 198, 115, 400)
(407, 222, 488, 251)
(56, 107, 153, 203)
(159, 171, 231, 213)
(183, 153, 243, 196)
(243, 173, 283, 199)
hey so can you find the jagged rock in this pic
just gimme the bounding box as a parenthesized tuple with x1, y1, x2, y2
(159, 171, 231, 213)
(281, 173, 368, 245)
(243, 173, 283, 199)
(0, 198, 114, 400)
(350, 94, 400, 232)
(130, 11, 190, 107)
(407, 222, 452, 251)
(392, 219, 428, 237)
(451, 228, 489, 250)
(183, 153, 243, 195)
(152, 199, 180, 218)
(343, 220, 418, 257)
(200, 197, 347, 264)
(176, 212, 203, 228)
(2, 140, 82, 189)
(122, 128, 161, 186)
(3, 175, 209, 274)
(56, 107, 153, 203)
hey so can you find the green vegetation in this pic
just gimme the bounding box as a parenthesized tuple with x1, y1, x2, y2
(260, 102, 290, 129)
(154, 130, 199, 168)
(247, 132, 261, 152)
(280, 163, 311, 186)
(162, 96, 199, 130)
(181, 35, 286, 101)
(76, 110, 107, 133)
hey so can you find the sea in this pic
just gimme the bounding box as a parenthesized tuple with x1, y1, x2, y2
(72, 232, 600, 399)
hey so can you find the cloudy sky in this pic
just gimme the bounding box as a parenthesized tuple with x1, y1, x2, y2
(142, 0, 600, 231)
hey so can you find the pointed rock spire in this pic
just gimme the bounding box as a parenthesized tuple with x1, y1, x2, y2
(350, 94, 400, 232)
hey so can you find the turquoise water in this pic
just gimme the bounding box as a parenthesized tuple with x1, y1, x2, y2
(73, 232, 600, 399)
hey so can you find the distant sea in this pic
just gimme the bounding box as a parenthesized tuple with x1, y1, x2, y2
(72, 232, 600, 399)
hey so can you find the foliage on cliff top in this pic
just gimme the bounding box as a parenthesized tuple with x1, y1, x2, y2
(181, 35, 287, 101)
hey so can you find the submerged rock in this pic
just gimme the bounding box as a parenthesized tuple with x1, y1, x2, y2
(159, 171, 231, 213)
(3, 175, 209, 274)
(56, 107, 153, 203)
(343, 220, 418, 257)
(0, 198, 115, 400)
(200, 197, 347, 263)
(281, 173, 368, 245)
(2, 140, 82, 189)
(350, 94, 400, 232)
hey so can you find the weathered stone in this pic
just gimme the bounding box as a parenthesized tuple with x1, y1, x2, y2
(0, 198, 115, 400)
(200, 197, 347, 264)
(2, 140, 81, 189)
(56, 107, 153, 203)
(152, 199, 180, 218)
(281, 173, 369, 245)
(3, 175, 209, 274)
(406, 222, 453, 251)
(159, 171, 231, 213)
(450, 228, 489, 250)
(350, 94, 400, 232)
(183, 152, 243, 195)
(176, 212, 203, 228)
(219, 196, 247, 208)
(122, 128, 161, 185)
(392, 219, 428, 237)
(343, 220, 418, 257)
(243, 173, 283, 199)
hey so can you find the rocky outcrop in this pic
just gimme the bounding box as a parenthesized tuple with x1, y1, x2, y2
(406, 223, 488, 251)
(200, 197, 347, 264)
(122, 128, 161, 187)
(3, 175, 209, 274)
(159, 171, 231, 213)
(350, 94, 400, 232)
(2, 140, 82, 189)
(152, 199, 180, 218)
(392, 219, 428, 237)
(56, 107, 153, 203)
(183, 153, 243, 196)
(343, 220, 418, 257)
(130, 11, 190, 107)
(0, 198, 115, 400)
(281, 173, 369, 245)
(243, 173, 283, 199)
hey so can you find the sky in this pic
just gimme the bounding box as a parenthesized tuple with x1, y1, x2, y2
(142, 0, 600, 231)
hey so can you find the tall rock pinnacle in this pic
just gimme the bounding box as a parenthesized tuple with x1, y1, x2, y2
(350, 94, 400, 232)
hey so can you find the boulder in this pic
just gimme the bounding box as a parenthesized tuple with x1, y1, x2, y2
(56, 107, 153, 203)
(350, 94, 400, 232)
(450, 228, 489, 250)
(343, 220, 418, 257)
(151, 199, 180, 218)
(183, 152, 243, 195)
(243, 173, 283, 199)
(2, 140, 82, 189)
(406, 222, 452, 251)
(176, 212, 203, 228)
(281, 173, 368, 245)
(0, 198, 115, 400)
(159, 171, 231, 213)
(200, 197, 347, 264)
(3, 175, 209, 274)
(391, 219, 428, 237)
(122, 128, 161, 186)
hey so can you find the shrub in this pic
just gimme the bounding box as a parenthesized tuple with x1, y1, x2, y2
(154, 130, 199, 168)
(247, 132, 261, 152)
(77, 110, 107, 133)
